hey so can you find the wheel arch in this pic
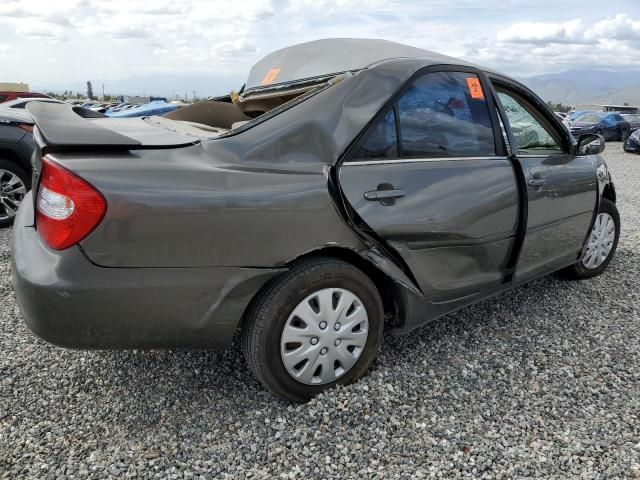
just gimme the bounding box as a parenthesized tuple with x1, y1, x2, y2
(602, 183, 616, 204)
(292, 247, 402, 325)
(239, 246, 412, 336)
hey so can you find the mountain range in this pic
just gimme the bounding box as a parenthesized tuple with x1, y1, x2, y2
(521, 69, 640, 107)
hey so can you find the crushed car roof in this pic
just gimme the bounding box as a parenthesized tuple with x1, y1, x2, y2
(244, 38, 464, 92)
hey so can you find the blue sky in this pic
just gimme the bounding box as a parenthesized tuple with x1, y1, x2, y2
(1, 0, 638, 95)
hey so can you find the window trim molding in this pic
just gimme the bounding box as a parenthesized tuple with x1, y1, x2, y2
(392, 103, 403, 157)
(343, 155, 510, 167)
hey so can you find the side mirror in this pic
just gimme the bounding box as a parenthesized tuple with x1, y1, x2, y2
(577, 134, 605, 156)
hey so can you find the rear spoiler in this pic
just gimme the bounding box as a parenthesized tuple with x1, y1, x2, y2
(27, 102, 141, 152)
(27, 102, 202, 154)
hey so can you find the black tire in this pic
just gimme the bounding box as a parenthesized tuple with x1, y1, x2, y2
(620, 128, 630, 142)
(241, 257, 384, 402)
(562, 198, 620, 279)
(0, 158, 31, 228)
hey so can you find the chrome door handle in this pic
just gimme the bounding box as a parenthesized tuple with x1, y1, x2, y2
(527, 178, 546, 187)
(364, 189, 406, 201)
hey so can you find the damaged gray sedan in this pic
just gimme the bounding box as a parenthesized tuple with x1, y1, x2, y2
(12, 39, 619, 402)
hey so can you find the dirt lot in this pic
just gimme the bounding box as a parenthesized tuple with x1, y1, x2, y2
(1, 143, 638, 479)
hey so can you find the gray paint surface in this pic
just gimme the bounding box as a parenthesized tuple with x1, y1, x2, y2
(515, 153, 598, 278)
(12, 196, 284, 348)
(12, 39, 615, 348)
(340, 158, 519, 303)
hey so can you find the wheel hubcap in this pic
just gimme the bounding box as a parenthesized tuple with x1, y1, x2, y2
(582, 212, 616, 269)
(0, 169, 27, 221)
(280, 288, 369, 385)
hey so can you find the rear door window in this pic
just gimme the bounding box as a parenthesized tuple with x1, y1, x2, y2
(351, 70, 500, 162)
(396, 71, 496, 157)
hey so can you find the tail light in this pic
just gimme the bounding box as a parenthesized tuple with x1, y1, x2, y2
(36, 155, 106, 250)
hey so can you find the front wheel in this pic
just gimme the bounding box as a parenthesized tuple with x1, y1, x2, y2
(241, 257, 384, 402)
(563, 198, 620, 279)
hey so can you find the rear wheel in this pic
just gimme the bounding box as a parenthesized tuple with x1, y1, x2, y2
(563, 198, 620, 279)
(242, 257, 383, 402)
(0, 159, 30, 228)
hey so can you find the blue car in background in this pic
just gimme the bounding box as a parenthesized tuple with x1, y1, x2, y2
(570, 112, 631, 141)
(105, 100, 178, 118)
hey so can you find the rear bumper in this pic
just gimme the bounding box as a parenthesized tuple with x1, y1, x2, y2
(624, 137, 640, 153)
(11, 194, 284, 349)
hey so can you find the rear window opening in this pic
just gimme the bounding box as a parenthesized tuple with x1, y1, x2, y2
(158, 73, 349, 138)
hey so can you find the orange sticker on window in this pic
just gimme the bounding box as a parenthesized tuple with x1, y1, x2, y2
(466, 77, 485, 100)
(261, 68, 281, 86)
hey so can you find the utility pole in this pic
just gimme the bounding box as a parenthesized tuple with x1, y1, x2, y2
(102, 84, 105, 100)
(193, 90, 196, 102)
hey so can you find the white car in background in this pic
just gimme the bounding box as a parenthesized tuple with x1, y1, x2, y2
(555, 112, 571, 131)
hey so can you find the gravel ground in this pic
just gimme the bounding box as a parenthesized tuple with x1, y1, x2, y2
(1, 144, 639, 479)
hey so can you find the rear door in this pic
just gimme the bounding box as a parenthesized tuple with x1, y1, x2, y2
(491, 81, 597, 279)
(339, 68, 519, 304)
(602, 114, 620, 140)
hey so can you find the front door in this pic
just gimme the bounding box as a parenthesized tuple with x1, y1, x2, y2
(492, 86, 598, 279)
(339, 69, 519, 305)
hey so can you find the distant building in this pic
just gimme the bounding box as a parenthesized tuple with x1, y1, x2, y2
(0, 82, 29, 92)
(574, 103, 638, 114)
(602, 104, 638, 114)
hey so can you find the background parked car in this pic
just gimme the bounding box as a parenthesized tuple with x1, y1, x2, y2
(570, 110, 594, 121)
(105, 100, 178, 117)
(621, 113, 640, 132)
(1, 98, 64, 109)
(624, 128, 640, 153)
(0, 104, 34, 227)
(555, 112, 571, 130)
(570, 112, 630, 141)
(0, 91, 52, 104)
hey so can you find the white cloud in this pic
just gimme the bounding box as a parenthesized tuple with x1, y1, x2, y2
(586, 13, 640, 42)
(0, 0, 638, 89)
(487, 14, 640, 74)
(497, 19, 590, 44)
(497, 15, 640, 45)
